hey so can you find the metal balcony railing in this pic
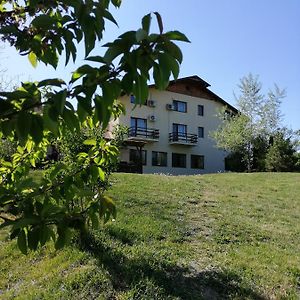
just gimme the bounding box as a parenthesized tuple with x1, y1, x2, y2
(128, 127, 159, 140)
(169, 132, 198, 144)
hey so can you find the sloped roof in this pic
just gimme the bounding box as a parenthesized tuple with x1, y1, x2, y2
(149, 75, 238, 113)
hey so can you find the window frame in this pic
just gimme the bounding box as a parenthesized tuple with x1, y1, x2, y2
(191, 155, 204, 169)
(152, 151, 168, 167)
(129, 149, 147, 166)
(130, 117, 147, 129)
(198, 127, 204, 138)
(172, 153, 187, 168)
(173, 123, 187, 135)
(173, 100, 187, 113)
(198, 105, 204, 116)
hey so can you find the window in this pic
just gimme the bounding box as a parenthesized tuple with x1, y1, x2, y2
(191, 155, 204, 169)
(130, 117, 147, 129)
(172, 153, 186, 168)
(173, 100, 187, 113)
(152, 151, 167, 166)
(173, 123, 187, 135)
(130, 95, 147, 105)
(198, 127, 204, 138)
(129, 149, 147, 165)
(198, 105, 204, 116)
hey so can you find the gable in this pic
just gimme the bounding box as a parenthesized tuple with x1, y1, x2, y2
(166, 81, 214, 101)
(164, 77, 238, 113)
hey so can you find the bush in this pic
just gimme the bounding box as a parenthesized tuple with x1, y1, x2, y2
(265, 132, 298, 172)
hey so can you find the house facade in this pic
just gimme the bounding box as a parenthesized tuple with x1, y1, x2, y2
(115, 75, 237, 175)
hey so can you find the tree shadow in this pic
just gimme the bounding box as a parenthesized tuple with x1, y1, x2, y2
(79, 233, 267, 300)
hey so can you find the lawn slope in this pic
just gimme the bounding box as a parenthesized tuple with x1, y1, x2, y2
(0, 173, 299, 299)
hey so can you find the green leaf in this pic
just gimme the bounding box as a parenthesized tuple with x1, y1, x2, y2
(121, 73, 133, 94)
(103, 46, 123, 63)
(37, 78, 65, 87)
(17, 229, 28, 255)
(53, 90, 67, 115)
(103, 10, 118, 26)
(83, 139, 96, 146)
(31, 15, 54, 29)
(98, 167, 105, 181)
(154, 12, 163, 34)
(164, 30, 191, 43)
(0, 99, 14, 117)
(39, 224, 51, 246)
(153, 63, 168, 90)
(28, 227, 39, 250)
(30, 114, 44, 144)
(0, 25, 19, 34)
(43, 106, 59, 136)
(28, 52, 38, 68)
(85, 56, 106, 64)
(136, 28, 147, 42)
(16, 111, 31, 145)
(12, 217, 40, 230)
(158, 52, 179, 80)
(71, 65, 95, 82)
(133, 75, 148, 105)
(83, 16, 96, 56)
(99, 195, 116, 222)
(63, 108, 80, 132)
(160, 41, 183, 64)
(142, 13, 151, 34)
(111, 0, 122, 7)
(0, 90, 30, 100)
(77, 96, 92, 122)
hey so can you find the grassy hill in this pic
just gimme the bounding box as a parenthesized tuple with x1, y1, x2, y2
(0, 173, 299, 299)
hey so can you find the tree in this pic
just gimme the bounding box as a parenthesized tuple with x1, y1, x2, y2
(265, 129, 299, 172)
(212, 74, 285, 172)
(0, 0, 189, 253)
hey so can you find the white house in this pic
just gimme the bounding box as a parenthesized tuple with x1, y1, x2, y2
(114, 75, 237, 175)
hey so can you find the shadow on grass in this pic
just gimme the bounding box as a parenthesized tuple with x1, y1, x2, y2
(79, 232, 266, 300)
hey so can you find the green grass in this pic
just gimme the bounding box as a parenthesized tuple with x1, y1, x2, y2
(0, 173, 299, 299)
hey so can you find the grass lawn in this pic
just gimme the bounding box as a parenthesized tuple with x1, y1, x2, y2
(0, 172, 299, 299)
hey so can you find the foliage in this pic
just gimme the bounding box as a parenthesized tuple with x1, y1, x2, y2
(0, 138, 17, 161)
(212, 73, 286, 171)
(0, 0, 189, 253)
(265, 129, 298, 172)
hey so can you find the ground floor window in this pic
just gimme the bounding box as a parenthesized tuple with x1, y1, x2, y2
(152, 151, 167, 166)
(129, 149, 147, 165)
(191, 155, 204, 169)
(172, 153, 186, 168)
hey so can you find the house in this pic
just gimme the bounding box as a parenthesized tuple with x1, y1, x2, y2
(114, 75, 237, 175)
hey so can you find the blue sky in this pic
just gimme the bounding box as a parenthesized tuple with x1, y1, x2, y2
(1, 0, 299, 130)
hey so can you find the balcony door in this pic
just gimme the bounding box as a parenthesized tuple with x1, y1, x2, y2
(130, 117, 147, 137)
(131, 117, 147, 130)
(173, 123, 187, 141)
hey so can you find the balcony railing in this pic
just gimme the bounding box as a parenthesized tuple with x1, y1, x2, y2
(169, 132, 198, 145)
(127, 126, 159, 141)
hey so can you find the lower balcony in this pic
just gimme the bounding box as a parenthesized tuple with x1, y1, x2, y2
(169, 132, 198, 145)
(127, 126, 159, 142)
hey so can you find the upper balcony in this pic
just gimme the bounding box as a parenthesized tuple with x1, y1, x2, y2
(127, 126, 159, 143)
(169, 132, 198, 146)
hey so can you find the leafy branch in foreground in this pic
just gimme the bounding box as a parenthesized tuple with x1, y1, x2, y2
(0, 0, 189, 253)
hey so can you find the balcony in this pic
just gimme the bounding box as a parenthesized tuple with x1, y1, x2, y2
(169, 132, 198, 145)
(127, 126, 159, 143)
